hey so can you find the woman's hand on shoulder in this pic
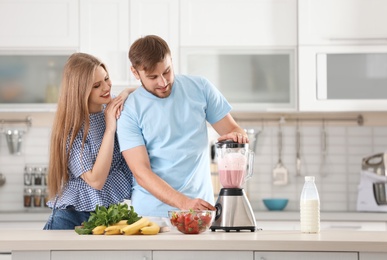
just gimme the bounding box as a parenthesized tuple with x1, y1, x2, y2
(116, 87, 137, 113)
(104, 96, 123, 133)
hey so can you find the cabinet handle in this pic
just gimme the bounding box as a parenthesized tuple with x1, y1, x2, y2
(328, 225, 362, 230)
(328, 38, 387, 41)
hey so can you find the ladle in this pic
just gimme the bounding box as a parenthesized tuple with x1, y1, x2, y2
(0, 173, 6, 187)
(5, 129, 24, 155)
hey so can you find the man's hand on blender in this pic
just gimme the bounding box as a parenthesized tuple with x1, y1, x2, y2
(182, 198, 216, 211)
(217, 131, 249, 144)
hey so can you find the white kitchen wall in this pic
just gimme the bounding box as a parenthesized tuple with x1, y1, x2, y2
(0, 121, 387, 213)
(240, 124, 387, 212)
(0, 126, 50, 211)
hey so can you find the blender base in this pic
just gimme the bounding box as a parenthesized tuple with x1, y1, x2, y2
(210, 188, 257, 232)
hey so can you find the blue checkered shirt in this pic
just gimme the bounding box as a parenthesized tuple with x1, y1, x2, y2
(47, 109, 133, 211)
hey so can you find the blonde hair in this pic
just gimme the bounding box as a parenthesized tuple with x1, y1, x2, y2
(48, 53, 107, 199)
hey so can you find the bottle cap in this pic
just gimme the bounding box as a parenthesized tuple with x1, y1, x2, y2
(305, 176, 315, 181)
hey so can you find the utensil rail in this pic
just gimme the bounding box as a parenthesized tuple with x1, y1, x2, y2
(235, 114, 364, 126)
(0, 116, 32, 128)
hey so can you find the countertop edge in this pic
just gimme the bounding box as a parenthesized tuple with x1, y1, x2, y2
(1, 230, 387, 253)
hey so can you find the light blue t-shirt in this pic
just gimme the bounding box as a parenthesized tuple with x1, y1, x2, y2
(117, 74, 231, 217)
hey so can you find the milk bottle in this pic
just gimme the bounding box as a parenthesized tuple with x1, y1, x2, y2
(300, 176, 320, 233)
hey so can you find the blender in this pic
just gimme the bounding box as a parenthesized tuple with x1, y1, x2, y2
(210, 140, 257, 232)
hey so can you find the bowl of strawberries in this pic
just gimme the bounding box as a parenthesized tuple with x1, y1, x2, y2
(168, 209, 215, 234)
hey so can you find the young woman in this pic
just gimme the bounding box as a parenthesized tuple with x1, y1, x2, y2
(44, 53, 134, 230)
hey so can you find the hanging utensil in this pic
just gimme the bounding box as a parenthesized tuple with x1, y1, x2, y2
(320, 120, 328, 177)
(272, 120, 288, 186)
(5, 129, 24, 155)
(244, 128, 260, 153)
(296, 120, 302, 177)
(0, 173, 6, 187)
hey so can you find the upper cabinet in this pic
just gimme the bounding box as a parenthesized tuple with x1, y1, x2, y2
(298, 0, 387, 111)
(0, 0, 79, 49)
(129, 0, 179, 79)
(299, 0, 387, 45)
(180, 0, 297, 47)
(179, 0, 298, 112)
(80, 0, 129, 88)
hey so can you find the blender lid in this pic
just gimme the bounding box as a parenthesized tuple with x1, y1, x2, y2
(215, 140, 248, 149)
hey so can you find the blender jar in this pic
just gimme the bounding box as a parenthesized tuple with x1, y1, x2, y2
(216, 140, 254, 188)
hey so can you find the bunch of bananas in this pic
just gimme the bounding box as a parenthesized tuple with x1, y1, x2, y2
(92, 217, 160, 235)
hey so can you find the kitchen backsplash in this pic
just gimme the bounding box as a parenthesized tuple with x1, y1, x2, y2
(0, 119, 387, 213)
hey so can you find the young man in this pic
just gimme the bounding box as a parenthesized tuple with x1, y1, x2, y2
(117, 35, 248, 217)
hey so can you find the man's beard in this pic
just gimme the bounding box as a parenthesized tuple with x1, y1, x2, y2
(140, 79, 172, 99)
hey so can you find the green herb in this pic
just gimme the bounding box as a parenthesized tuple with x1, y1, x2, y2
(75, 203, 142, 235)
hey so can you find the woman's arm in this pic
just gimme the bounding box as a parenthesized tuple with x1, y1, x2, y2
(115, 87, 137, 118)
(80, 97, 123, 190)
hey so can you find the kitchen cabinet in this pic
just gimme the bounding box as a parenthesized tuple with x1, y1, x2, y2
(180, 0, 297, 47)
(0, 221, 46, 230)
(129, 0, 179, 78)
(0, 0, 79, 48)
(51, 251, 152, 260)
(359, 253, 387, 260)
(180, 0, 297, 46)
(13, 251, 49, 260)
(153, 251, 253, 260)
(299, 0, 387, 45)
(180, 47, 297, 112)
(0, 254, 11, 260)
(298, 45, 387, 112)
(254, 252, 357, 260)
(80, 0, 129, 90)
(179, 0, 297, 112)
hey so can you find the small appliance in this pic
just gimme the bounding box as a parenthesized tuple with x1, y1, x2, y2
(361, 153, 387, 176)
(357, 153, 387, 212)
(210, 140, 257, 232)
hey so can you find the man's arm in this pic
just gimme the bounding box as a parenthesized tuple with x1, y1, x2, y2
(212, 113, 249, 143)
(122, 145, 215, 210)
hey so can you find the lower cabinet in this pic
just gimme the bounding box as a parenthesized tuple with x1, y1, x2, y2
(254, 252, 358, 260)
(359, 253, 387, 260)
(12, 250, 383, 260)
(13, 251, 50, 260)
(13, 251, 152, 260)
(0, 254, 11, 260)
(51, 251, 151, 260)
(153, 251, 253, 260)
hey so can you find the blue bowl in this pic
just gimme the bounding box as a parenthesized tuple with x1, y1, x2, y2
(262, 198, 289, 211)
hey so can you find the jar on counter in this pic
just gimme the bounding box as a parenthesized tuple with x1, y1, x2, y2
(23, 188, 33, 207)
(23, 166, 33, 186)
(33, 188, 42, 207)
(33, 167, 43, 186)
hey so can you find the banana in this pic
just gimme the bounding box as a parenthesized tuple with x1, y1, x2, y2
(140, 221, 160, 235)
(104, 225, 122, 235)
(92, 225, 107, 235)
(121, 217, 150, 235)
(114, 220, 129, 225)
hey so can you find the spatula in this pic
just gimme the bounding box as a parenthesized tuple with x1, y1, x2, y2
(296, 120, 301, 177)
(273, 123, 288, 186)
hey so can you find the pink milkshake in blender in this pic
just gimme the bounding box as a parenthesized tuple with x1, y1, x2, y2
(210, 140, 257, 232)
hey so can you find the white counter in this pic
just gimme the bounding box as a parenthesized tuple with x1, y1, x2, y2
(1, 229, 387, 253)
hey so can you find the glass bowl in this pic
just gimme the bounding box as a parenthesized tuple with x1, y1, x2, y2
(168, 210, 215, 234)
